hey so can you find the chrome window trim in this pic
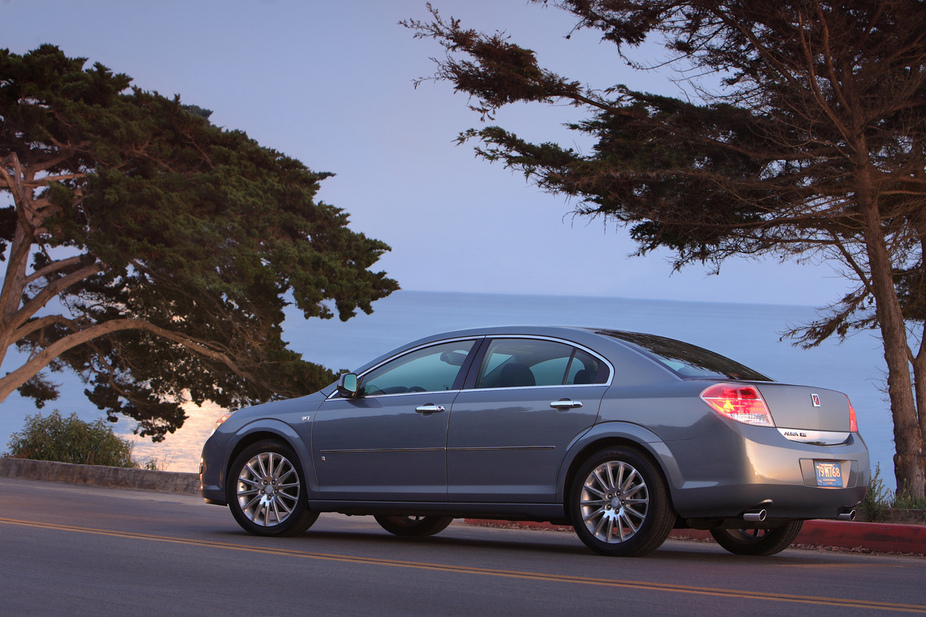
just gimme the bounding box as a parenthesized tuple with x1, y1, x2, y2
(325, 334, 615, 400)
(337, 388, 465, 400)
(468, 383, 608, 393)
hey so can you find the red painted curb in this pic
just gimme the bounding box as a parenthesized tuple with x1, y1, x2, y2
(798, 520, 926, 554)
(464, 519, 926, 555)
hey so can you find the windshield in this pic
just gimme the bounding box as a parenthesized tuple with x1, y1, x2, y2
(597, 330, 771, 381)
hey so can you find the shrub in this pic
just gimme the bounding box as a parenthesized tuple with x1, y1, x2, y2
(858, 464, 893, 522)
(5, 411, 137, 468)
(894, 486, 926, 511)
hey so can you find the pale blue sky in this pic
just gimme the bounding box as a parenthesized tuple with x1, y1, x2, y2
(1, 0, 852, 306)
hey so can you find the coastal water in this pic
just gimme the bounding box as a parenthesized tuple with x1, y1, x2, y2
(0, 291, 896, 488)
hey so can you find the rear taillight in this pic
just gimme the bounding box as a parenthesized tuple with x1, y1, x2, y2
(700, 383, 775, 427)
(847, 397, 859, 432)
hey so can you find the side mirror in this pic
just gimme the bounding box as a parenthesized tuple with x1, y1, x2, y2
(337, 373, 359, 398)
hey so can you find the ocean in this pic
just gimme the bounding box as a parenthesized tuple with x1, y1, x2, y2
(0, 290, 896, 488)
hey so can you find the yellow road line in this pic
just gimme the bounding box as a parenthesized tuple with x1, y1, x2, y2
(2, 516, 924, 614)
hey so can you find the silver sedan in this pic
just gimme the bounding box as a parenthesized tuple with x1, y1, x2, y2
(200, 326, 869, 557)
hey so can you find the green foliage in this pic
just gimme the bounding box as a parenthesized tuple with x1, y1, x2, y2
(5, 411, 136, 468)
(137, 456, 169, 471)
(0, 45, 398, 440)
(894, 486, 926, 511)
(859, 464, 893, 522)
(858, 465, 926, 522)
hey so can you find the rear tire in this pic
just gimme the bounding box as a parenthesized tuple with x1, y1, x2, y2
(569, 447, 674, 557)
(710, 521, 804, 556)
(374, 515, 453, 537)
(227, 440, 318, 536)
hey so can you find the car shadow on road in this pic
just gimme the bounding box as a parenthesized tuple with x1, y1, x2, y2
(207, 519, 842, 564)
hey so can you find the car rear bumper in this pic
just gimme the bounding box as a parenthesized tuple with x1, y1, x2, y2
(665, 420, 870, 520)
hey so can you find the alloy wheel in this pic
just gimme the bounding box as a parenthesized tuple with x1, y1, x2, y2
(235, 450, 301, 527)
(579, 459, 651, 544)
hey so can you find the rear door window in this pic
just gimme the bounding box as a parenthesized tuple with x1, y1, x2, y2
(474, 338, 608, 388)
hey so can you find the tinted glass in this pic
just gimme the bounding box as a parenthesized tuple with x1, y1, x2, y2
(476, 338, 607, 388)
(597, 330, 770, 381)
(361, 340, 475, 395)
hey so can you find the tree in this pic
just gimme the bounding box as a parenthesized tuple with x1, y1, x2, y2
(405, 0, 926, 496)
(0, 45, 398, 440)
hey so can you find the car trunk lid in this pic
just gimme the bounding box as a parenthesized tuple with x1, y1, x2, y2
(755, 383, 854, 443)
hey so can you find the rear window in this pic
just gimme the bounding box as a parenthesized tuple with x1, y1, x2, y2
(596, 330, 770, 381)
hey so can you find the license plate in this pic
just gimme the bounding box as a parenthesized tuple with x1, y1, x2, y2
(814, 461, 844, 487)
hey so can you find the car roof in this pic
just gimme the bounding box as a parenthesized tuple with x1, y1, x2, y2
(351, 326, 635, 375)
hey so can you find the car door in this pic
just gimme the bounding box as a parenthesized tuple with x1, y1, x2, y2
(447, 337, 609, 503)
(311, 339, 477, 502)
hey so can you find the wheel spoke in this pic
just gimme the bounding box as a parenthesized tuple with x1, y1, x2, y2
(610, 461, 624, 491)
(620, 468, 639, 493)
(238, 476, 261, 490)
(256, 454, 270, 479)
(592, 468, 610, 493)
(275, 466, 294, 483)
(583, 505, 606, 523)
(593, 512, 609, 538)
(583, 483, 606, 499)
(243, 496, 263, 521)
(619, 510, 640, 535)
(624, 480, 646, 500)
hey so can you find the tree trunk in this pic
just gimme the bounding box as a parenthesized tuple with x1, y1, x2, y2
(861, 196, 926, 498)
(913, 343, 926, 494)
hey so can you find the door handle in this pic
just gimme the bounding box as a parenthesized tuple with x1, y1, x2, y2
(415, 404, 446, 415)
(550, 399, 583, 411)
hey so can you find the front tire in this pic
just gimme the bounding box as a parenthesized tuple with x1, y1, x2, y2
(374, 515, 453, 537)
(227, 440, 319, 536)
(569, 447, 674, 557)
(710, 521, 804, 556)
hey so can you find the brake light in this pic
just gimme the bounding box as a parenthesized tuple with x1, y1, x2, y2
(700, 384, 774, 427)
(847, 397, 858, 432)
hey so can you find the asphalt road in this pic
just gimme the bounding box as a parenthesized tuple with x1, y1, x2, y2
(1, 477, 923, 617)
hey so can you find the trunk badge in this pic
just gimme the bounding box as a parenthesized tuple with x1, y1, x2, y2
(811, 393, 821, 407)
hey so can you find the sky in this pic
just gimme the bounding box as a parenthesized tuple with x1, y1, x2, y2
(1, 0, 855, 307)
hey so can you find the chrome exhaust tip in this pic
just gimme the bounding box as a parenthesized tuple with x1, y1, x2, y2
(742, 509, 767, 522)
(837, 509, 856, 521)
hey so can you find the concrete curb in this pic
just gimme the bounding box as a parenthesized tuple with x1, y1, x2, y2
(0, 457, 199, 495)
(3, 458, 923, 555)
